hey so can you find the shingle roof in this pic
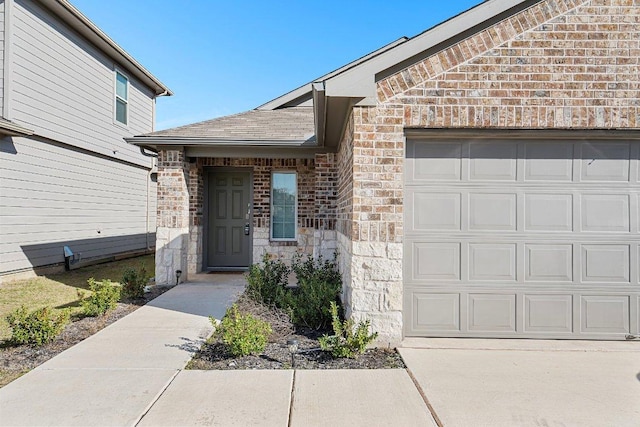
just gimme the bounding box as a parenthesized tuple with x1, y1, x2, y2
(143, 107, 315, 141)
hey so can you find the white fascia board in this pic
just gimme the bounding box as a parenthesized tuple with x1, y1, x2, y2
(324, 0, 527, 99)
(257, 37, 408, 110)
(125, 137, 315, 147)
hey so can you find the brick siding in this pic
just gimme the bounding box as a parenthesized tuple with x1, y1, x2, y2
(340, 0, 640, 344)
(157, 150, 189, 229)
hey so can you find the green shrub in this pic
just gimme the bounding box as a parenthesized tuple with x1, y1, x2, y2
(212, 304, 272, 357)
(121, 264, 149, 299)
(319, 301, 378, 358)
(79, 278, 121, 317)
(7, 306, 70, 346)
(245, 253, 290, 307)
(288, 255, 342, 329)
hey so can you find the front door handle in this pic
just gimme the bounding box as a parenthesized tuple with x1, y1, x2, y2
(244, 223, 250, 235)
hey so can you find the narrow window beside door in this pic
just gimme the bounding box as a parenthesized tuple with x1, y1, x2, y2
(114, 71, 128, 125)
(271, 172, 297, 240)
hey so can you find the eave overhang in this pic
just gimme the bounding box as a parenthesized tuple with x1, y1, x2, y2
(311, 0, 532, 147)
(125, 136, 331, 159)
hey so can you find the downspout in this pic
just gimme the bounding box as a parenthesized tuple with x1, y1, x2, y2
(140, 146, 158, 251)
(146, 166, 151, 250)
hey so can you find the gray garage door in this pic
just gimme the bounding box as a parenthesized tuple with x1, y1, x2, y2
(404, 138, 640, 339)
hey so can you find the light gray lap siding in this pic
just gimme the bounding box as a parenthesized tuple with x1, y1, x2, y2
(0, 136, 155, 273)
(0, 0, 5, 117)
(10, 0, 153, 167)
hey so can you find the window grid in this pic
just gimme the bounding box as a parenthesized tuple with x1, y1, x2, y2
(115, 71, 128, 125)
(271, 171, 297, 241)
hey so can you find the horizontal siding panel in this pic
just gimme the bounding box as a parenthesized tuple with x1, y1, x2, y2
(0, 225, 147, 246)
(9, 137, 153, 178)
(2, 143, 151, 190)
(11, 96, 145, 164)
(0, 222, 147, 237)
(1, 233, 153, 269)
(0, 168, 147, 198)
(0, 137, 156, 274)
(10, 0, 154, 167)
(0, 183, 149, 206)
(1, 196, 147, 211)
(0, 4, 4, 117)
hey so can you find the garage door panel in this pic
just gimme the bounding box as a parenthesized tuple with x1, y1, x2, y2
(582, 244, 630, 283)
(524, 295, 573, 333)
(469, 193, 517, 231)
(525, 244, 573, 282)
(469, 243, 516, 281)
(413, 242, 460, 281)
(469, 143, 517, 181)
(580, 296, 630, 334)
(468, 294, 517, 332)
(580, 143, 630, 182)
(524, 142, 574, 181)
(408, 142, 462, 181)
(410, 192, 461, 231)
(411, 293, 461, 332)
(524, 194, 573, 231)
(405, 138, 639, 340)
(581, 194, 630, 232)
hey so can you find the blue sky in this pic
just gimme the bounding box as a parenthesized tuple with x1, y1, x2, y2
(72, 0, 482, 130)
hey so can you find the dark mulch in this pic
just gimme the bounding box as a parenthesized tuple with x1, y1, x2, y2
(0, 286, 172, 387)
(187, 294, 406, 370)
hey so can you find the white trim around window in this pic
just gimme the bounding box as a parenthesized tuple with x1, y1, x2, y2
(114, 69, 129, 126)
(271, 171, 297, 241)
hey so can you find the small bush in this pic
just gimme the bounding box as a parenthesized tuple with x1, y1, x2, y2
(121, 264, 149, 299)
(79, 278, 121, 317)
(319, 301, 378, 358)
(212, 304, 272, 357)
(245, 253, 290, 307)
(244, 253, 343, 330)
(288, 255, 342, 330)
(7, 306, 70, 346)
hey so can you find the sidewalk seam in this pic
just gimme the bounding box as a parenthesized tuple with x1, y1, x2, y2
(287, 370, 296, 427)
(134, 369, 181, 427)
(405, 367, 444, 427)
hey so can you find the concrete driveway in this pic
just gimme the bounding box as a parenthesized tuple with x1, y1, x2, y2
(399, 338, 640, 427)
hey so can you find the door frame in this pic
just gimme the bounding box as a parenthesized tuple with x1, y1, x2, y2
(203, 167, 254, 271)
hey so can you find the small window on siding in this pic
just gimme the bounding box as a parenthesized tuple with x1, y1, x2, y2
(115, 71, 128, 125)
(271, 172, 297, 240)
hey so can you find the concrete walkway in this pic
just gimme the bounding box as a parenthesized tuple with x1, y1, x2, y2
(0, 275, 244, 426)
(0, 276, 435, 427)
(400, 338, 640, 427)
(2, 275, 638, 426)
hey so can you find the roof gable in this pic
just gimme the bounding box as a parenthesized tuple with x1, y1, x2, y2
(256, 37, 408, 111)
(377, 0, 586, 103)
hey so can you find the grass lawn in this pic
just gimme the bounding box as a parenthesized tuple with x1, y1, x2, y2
(0, 255, 154, 341)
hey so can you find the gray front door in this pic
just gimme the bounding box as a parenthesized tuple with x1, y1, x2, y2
(206, 170, 252, 268)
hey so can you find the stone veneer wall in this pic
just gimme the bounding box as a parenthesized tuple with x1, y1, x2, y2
(340, 0, 640, 345)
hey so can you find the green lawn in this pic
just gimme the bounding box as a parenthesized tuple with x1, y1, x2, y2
(0, 255, 154, 341)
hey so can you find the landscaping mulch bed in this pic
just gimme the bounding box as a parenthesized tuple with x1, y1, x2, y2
(0, 286, 172, 387)
(187, 294, 406, 371)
